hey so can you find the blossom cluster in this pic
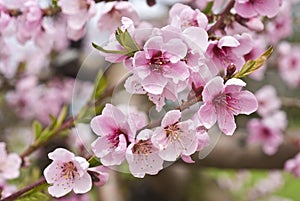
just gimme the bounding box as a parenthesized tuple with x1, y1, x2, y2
(0, 0, 299, 200)
(247, 85, 287, 155)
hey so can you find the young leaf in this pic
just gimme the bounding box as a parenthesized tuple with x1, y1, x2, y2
(233, 46, 273, 78)
(92, 42, 128, 55)
(32, 121, 43, 140)
(88, 156, 102, 168)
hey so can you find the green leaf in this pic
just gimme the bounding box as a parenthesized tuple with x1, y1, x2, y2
(32, 121, 43, 140)
(88, 156, 102, 168)
(203, 1, 213, 14)
(93, 71, 107, 99)
(16, 190, 50, 201)
(233, 46, 273, 78)
(115, 28, 140, 56)
(92, 42, 128, 55)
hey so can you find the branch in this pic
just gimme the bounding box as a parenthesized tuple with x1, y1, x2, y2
(1, 177, 46, 201)
(207, 0, 235, 35)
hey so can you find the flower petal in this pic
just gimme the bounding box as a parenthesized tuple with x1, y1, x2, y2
(73, 172, 92, 194)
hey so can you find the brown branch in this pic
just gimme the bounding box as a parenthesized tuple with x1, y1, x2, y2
(207, 0, 235, 35)
(1, 177, 46, 201)
(281, 97, 300, 108)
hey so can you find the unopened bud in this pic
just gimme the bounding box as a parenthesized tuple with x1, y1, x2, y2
(226, 63, 236, 78)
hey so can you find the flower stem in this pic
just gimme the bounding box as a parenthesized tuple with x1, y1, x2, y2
(207, 0, 235, 35)
(1, 177, 46, 201)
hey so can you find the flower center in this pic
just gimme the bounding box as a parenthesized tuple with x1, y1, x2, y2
(149, 51, 170, 72)
(107, 128, 129, 148)
(164, 124, 181, 141)
(60, 161, 78, 180)
(132, 140, 153, 155)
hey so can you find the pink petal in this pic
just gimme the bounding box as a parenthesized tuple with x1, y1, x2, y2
(43, 162, 60, 184)
(142, 74, 168, 95)
(90, 116, 117, 136)
(233, 90, 258, 115)
(3, 153, 21, 179)
(216, 107, 236, 135)
(218, 36, 240, 48)
(163, 38, 187, 59)
(73, 172, 92, 194)
(234, 2, 257, 18)
(232, 33, 253, 56)
(183, 27, 209, 52)
(254, 0, 280, 18)
(202, 76, 224, 102)
(198, 103, 217, 128)
(91, 137, 113, 158)
(48, 177, 73, 198)
(161, 110, 181, 127)
(162, 62, 190, 83)
(181, 155, 195, 163)
(48, 148, 74, 162)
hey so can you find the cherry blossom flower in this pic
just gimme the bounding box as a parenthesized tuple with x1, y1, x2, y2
(169, 3, 208, 30)
(0, 142, 21, 180)
(16, 0, 43, 44)
(255, 85, 281, 117)
(43, 148, 92, 198)
(151, 110, 198, 161)
(277, 42, 300, 88)
(126, 129, 163, 178)
(58, 0, 96, 40)
(91, 104, 147, 166)
(247, 111, 287, 155)
(266, 0, 292, 44)
(6, 76, 74, 125)
(285, 153, 300, 177)
(97, 1, 139, 34)
(234, 0, 281, 18)
(199, 76, 258, 135)
(206, 33, 253, 72)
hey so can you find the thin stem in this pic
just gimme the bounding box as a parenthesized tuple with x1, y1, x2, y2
(1, 177, 46, 201)
(207, 0, 235, 35)
(20, 116, 76, 161)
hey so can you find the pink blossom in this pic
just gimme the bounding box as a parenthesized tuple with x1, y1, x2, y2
(234, 0, 281, 18)
(97, 1, 139, 34)
(16, 0, 43, 44)
(6, 77, 74, 125)
(285, 153, 300, 177)
(91, 104, 147, 166)
(277, 42, 300, 88)
(58, 0, 96, 41)
(126, 129, 163, 178)
(199, 77, 258, 135)
(151, 110, 198, 161)
(0, 142, 21, 180)
(87, 166, 109, 187)
(169, 3, 208, 30)
(206, 33, 253, 72)
(266, 0, 292, 44)
(43, 148, 92, 198)
(247, 111, 287, 155)
(255, 85, 281, 117)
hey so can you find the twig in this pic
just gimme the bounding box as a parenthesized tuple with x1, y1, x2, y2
(207, 0, 235, 35)
(1, 177, 46, 201)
